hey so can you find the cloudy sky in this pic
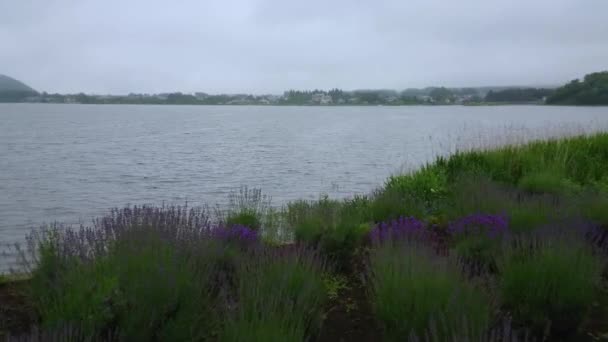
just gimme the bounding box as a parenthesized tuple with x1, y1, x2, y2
(1, 0, 607, 94)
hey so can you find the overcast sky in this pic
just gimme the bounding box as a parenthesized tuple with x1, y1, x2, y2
(1, 0, 607, 94)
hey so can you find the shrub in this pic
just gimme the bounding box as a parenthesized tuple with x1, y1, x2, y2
(210, 224, 259, 246)
(290, 196, 369, 269)
(497, 229, 603, 336)
(111, 233, 220, 341)
(294, 217, 368, 270)
(369, 239, 491, 340)
(369, 216, 427, 245)
(508, 207, 551, 234)
(448, 214, 509, 238)
(29, 252, 117, 338)
(517, 171, 579, 195)
(447, 214, 508, 275)
(384, 167, 448, 213)
(225, 210, 261, 231)
(224, 187, 270, 232)
(220, 246, 327, 342)
(319, 220, 369, 270)
(582, 193, 608, 227)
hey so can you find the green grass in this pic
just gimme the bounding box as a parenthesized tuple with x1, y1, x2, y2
(389, 133, 608, 191)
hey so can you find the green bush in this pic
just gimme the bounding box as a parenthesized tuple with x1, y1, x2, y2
(290, 196, 370, 269)
(581, 193, 608, 227)
(319, 221, 370, 270)
(368, 190, 428, 222)
(508, 206, 551, 233)
(454, 235, 499, 273)
(221, 247, 327, 342)
(294, 216, 368, 270)
(30, 255, 117, 337)
(517, 171, 579, 195)
(112, 234, 219, 341)
(384, 167, 448, 210)
(498, 232, 603, 335)
(225, 186, 271, 232)
(225, 209, 261, 231)
(369, 240, 491, 340)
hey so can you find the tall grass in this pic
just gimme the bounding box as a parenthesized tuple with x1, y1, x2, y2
(432, 133, 607, 189)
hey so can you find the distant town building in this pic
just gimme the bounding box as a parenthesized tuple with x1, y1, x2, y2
(311, 93, 332, 105)
(416, 95, 433, 102)
(195, 92, 209, 100)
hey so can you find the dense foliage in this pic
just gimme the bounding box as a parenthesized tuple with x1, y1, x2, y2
(546, 71, 608, 105)
(484, 88, 554, 103)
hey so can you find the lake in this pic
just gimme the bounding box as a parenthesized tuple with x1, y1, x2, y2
(1, 104, 607, 272)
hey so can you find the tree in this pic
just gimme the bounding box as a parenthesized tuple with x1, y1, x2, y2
(546, 71, 608, 105)
(429, 87, 454, 103)
(484, 88, 554, 103)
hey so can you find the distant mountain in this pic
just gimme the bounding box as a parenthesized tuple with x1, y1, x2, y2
(0, 74, 37, 93)
(0, 74, 38, 102)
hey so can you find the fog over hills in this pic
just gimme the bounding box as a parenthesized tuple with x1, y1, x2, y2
(0, 74, 37, 93)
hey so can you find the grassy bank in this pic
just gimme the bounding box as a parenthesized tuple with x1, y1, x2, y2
(2, 133, 608, 341)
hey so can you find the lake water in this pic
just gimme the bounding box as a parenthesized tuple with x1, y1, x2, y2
(1, 104, 608, 272)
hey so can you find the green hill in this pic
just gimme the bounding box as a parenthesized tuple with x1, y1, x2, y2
(546, 71, 608, 105)
(0, 74, 38, 102)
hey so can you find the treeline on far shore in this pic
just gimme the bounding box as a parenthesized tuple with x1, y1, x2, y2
(1, 71, 606, 106)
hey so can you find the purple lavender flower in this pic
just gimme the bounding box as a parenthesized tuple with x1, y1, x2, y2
(370, 216, 427, 244)
(448, 213, 509, 239)
(210, 224, 259, 245)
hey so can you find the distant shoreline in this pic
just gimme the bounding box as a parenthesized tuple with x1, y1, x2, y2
(0, 101, 553, 106)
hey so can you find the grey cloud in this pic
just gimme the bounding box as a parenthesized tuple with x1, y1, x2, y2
(1, 0, 607, 94)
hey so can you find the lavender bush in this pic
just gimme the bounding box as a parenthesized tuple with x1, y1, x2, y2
(368, 238, 492, 341)
(448, 213, 510, 275)
(209, 224, 259, 246)
(220, 245, 328, 342)
(20, 205, 251, 341)
(369, 216, 427, 244)
(497, 227, 604, 337)
(448, 213, 509, 239)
